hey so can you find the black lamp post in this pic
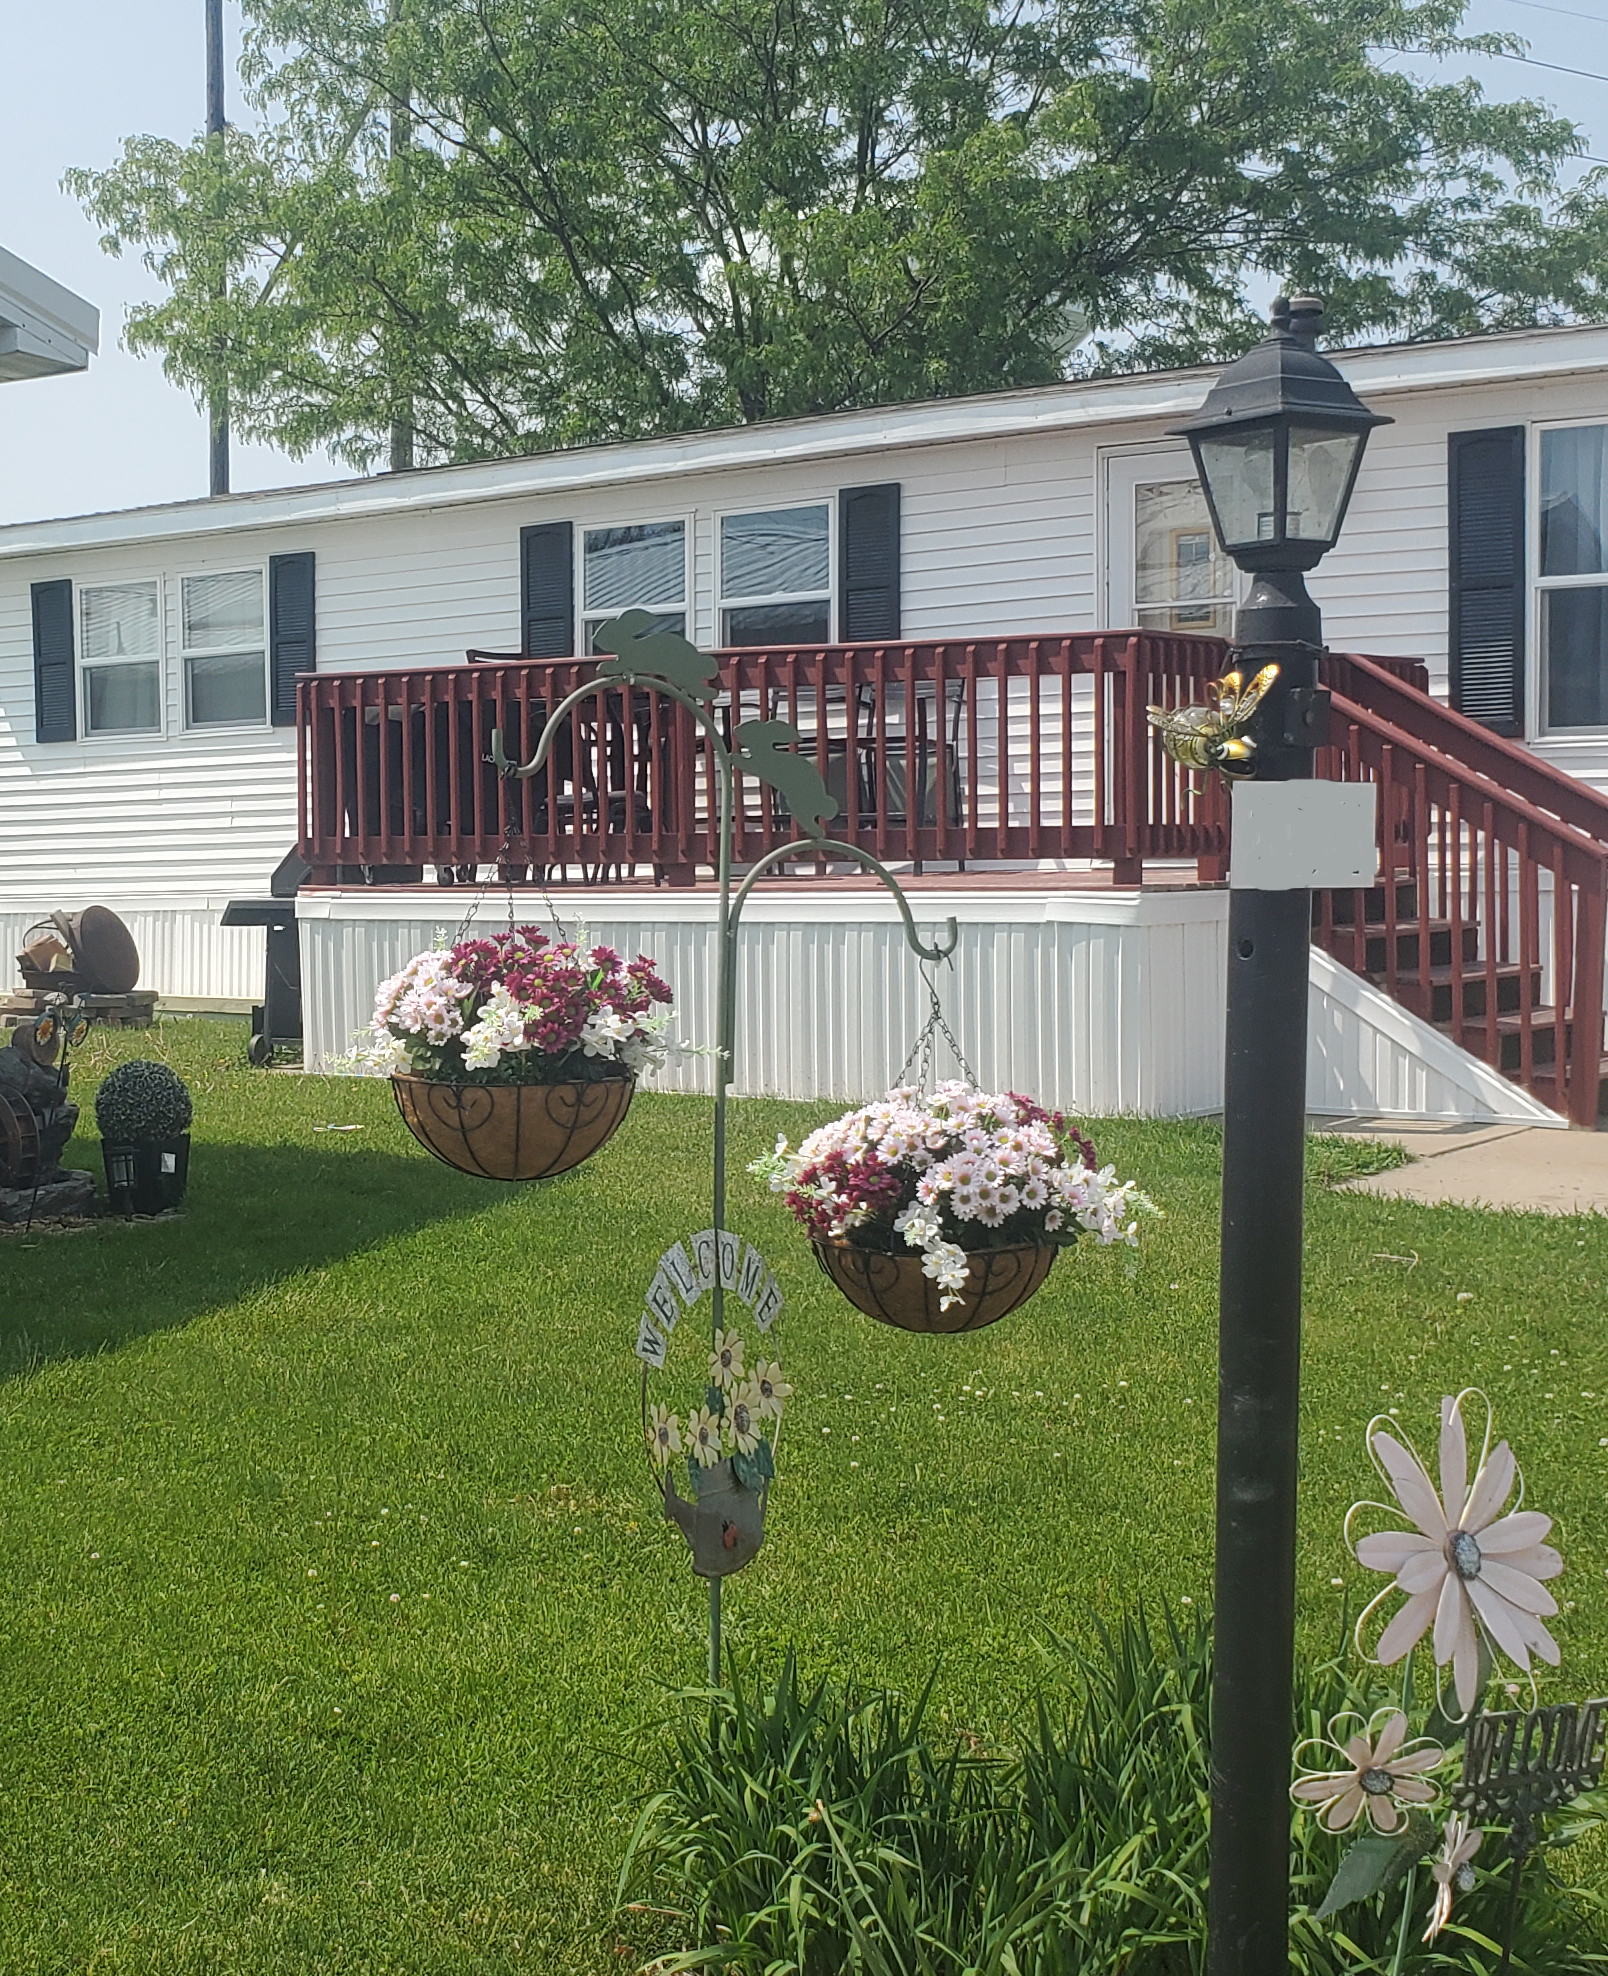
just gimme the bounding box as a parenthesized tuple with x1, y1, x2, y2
(1169, 295, 1388, 1975)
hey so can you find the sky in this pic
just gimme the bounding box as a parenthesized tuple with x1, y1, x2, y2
(0, 0, 1605, 529)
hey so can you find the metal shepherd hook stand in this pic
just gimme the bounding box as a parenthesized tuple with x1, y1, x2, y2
(491, 611, 958, 1682)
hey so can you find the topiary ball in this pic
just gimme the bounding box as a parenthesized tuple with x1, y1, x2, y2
(95, 1060, 194, 1145)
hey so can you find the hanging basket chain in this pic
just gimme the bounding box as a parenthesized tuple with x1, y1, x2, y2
(896, 959, 979, 1092)
(447, 815, 526, 947)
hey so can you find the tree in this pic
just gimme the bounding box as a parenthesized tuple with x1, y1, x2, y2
(69, 0, 1608, 471)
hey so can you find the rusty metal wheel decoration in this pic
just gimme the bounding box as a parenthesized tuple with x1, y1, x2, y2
(813, 1237, 1057, 1335)
(0, 1088, 42, 1191)
(391, 1074, 634, 1181)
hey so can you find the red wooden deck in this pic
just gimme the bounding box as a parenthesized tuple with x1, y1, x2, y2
(296, 633, 1607, 1125)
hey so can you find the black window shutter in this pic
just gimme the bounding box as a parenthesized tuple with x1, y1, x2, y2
(520, 521, 575, 656)
(31, 579, 75, 742)
(269, 551, 317, 727)
(1448, 427, 1525, 736)
(839, 483, 901, 641)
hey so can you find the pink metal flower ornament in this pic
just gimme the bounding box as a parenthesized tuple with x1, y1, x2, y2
(1291, 1708, 1444, 1833)
(1423, 1813, 1482, 1943)
(1349, 1391, 1563, 1714)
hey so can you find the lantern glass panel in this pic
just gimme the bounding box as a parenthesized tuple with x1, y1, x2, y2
(1286, 425, 1363, 545)
(1196, 424, 1278, 550)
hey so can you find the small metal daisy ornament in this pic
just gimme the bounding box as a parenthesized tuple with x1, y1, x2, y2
(636, 1231, 788, 1579)
(1292, 1708, 1444, 1835)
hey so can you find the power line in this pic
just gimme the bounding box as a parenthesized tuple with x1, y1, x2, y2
(1480, 46, 1608, 84)
(1502, 0, 1608, 24)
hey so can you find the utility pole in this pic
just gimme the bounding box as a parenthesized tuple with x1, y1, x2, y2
(206, 0, 230, 496)
(387, 0, 415, 473)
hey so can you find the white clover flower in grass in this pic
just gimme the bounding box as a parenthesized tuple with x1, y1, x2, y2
(1290, 1709, 1445, 1834)
(750, 1359, 792, 1420)
(1423, 1813, 1483, 1943)
(1349, 1391, 1562, 1713)
(647, 1404, 682, 1468)
(727, 1386, 763, 1456)
(709, 1329, 745, 1392)
(687, 1406, 724, 1468)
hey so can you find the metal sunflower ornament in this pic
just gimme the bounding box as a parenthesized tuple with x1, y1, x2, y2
(1145, 663, 1279, 779)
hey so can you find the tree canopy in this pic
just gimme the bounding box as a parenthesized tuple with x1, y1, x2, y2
(69, 0, 1608, 470)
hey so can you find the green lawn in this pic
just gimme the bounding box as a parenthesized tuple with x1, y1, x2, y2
(2, 1020, 1605, 1973)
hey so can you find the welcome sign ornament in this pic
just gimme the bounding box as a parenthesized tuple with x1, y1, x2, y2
(636, 1232, 786, 1578)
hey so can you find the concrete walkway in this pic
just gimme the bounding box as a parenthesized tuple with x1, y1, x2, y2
(1317, 1116, 1608, 1215)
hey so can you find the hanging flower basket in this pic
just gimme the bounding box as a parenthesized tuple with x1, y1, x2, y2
(755, 1082, 1155, 1333)
(813, 1235, 1057, 1335)
(357, 928, 677, 1182)
(392, 1074, 634, 1181)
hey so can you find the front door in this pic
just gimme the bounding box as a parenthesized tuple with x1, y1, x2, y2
(1104, 449, 1238, 636)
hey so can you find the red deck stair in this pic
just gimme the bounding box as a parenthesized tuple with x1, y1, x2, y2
(1314, 654, 1608, 1128)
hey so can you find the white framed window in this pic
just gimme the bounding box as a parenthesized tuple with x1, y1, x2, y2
(1133, 479, 1235, 636)
(181, 568, 267, 727)
(718, 503, 832, 646)
(80, 580, 162, 736)
(1537, 422, 1608, 731)
(581, 519, 686, 651)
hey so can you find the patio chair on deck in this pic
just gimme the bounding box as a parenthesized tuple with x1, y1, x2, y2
(464, 650, 669, 883)
(755, 674, 966, 872)
(850, 678, 966, 838)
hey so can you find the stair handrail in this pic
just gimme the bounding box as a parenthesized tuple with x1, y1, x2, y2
(1327, 688, 1608, 879)
(1327, 685, 1608, 1128)
(1327, 651, 1608, 846)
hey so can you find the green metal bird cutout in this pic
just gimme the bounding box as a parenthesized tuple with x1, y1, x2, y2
(732, 720, 841, 840)
(591, 610, 720, 701)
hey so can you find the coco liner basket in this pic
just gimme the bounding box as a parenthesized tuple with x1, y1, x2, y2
(392, 1074, 634, 1181)
(813, 1237, 1058, 1335)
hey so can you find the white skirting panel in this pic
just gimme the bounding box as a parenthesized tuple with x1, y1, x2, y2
(0, 906, 266, 1003)
(295, 888, 1569, 1124)
(1, 883, 1561, 1125)
(1306, 947, 1564, 1126)
(298, 886, 1232, 1115)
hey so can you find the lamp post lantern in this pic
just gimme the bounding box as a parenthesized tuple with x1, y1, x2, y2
(1169, 295, 1388, 1974)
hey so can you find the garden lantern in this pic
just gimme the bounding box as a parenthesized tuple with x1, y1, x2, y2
(1170, 296, 1389, 1976)
(1173, 295, 1386, 570)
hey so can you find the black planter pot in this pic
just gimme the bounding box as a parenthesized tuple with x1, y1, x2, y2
(101, 1136, 190, 1217)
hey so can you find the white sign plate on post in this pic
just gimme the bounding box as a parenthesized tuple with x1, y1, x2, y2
(1229, 782, 1378, 891)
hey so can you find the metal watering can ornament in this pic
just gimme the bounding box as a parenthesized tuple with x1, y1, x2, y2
(493, 611, 956, 1682)
(637, 1230, 786, 1579)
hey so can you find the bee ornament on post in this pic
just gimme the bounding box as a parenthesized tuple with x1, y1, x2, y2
(1146, 664, 1280, 780)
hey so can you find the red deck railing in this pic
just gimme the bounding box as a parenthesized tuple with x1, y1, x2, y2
(295, 632, 1237, 885)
